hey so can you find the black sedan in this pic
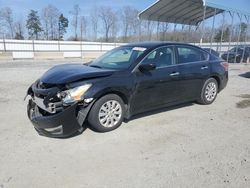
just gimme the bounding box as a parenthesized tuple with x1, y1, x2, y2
(26, 42, 228, 137)
(221, 46, 250, 63)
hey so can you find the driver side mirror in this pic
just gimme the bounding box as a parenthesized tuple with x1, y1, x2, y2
(139, 63, 156, 72)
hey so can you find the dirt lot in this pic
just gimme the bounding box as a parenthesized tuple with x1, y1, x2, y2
(0, 60, 249, 188)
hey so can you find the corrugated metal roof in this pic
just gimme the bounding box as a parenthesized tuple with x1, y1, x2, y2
(205, 0, 250, 16)
(139, 0, 224, 25)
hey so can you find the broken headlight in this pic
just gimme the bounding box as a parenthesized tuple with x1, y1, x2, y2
(58, 84, 92, 105)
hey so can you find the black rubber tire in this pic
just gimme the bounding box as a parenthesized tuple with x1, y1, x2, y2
(87, 94, 125, 132)
(236, 56, 241, 63)
(197, 78, 218, 105)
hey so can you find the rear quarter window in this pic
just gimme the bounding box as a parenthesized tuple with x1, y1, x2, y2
(209, 54, 221, 61)
(177, 46, 208, 64)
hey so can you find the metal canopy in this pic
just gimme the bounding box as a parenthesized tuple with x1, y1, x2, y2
(139, 0, 224, 25)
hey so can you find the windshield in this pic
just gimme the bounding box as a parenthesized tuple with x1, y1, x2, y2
(89, 46, 147, 70)
(229, 47, 244, 53)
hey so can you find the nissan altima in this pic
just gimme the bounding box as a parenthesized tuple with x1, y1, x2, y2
(26, 42, 228, 137)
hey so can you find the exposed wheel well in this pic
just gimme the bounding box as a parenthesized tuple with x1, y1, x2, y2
(97, 91, 128, 105)
(94, 91, 129, 117)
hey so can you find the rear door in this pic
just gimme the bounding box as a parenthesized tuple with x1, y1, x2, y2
(130, 46, 182, 114)
(176, 45, 210, 100)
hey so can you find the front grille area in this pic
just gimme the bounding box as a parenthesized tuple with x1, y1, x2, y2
(32, 80, 64, 114)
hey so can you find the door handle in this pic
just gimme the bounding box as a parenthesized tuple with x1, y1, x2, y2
(169, 72, 180, 76)
(201, 66, 208, 70)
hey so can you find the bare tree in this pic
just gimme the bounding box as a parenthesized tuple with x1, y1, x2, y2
(70, 4, 81, 40)
(134, 20, 157, 41)
(41, 5, 60, 40)
(80, 16, 87, 40)
(158, 22, 169, 41)
(14, 19, 25, 39)
(129, 10, 142, 41)
(99, 7, 118, 42)
(120, 6, 139, 42)
(110, 12, 119, 41)
(90, 7, 99, 41)
(146, 20, 156, 40)
(41, 7, 49, 39)
(120, 6, 130, 41)
(0, 7, 14, 38)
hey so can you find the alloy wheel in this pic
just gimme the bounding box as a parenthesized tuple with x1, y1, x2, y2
(98, 100, 122, 128)
(205, 82, 217, 102)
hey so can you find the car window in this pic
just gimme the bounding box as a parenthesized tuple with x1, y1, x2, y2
(102, 48, 132, 64)
(246, 47, 250, 53)
(90, 46, 146, 70)
(177, 46, 208, 64)
(141, 46, 175, 68)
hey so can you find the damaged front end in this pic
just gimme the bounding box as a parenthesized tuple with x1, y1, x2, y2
(26, 80, 94, 138)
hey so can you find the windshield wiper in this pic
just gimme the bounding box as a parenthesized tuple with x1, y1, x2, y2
(89, 65, 102, 69)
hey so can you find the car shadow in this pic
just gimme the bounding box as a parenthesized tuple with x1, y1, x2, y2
(57, 102, 195, 137)
(239, 72, 250, 79)
(125, 102, 194, 122)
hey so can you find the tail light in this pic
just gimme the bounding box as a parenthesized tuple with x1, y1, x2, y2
(221, 61, 229, 71)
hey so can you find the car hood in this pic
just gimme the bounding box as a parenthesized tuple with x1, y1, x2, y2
(40, 64, 115, 84)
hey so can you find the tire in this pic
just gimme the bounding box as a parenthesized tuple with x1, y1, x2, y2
(197, 78, 218, 105)
(87, 94, 125, 132)
(236, 56, 241, 63)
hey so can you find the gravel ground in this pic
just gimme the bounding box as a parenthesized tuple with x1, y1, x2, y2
(0, 61, 249, 188)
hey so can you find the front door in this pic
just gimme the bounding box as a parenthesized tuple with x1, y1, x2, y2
(130, 46, 181, 114)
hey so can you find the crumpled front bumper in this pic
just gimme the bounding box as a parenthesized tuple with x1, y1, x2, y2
(27, 99, 91, 138)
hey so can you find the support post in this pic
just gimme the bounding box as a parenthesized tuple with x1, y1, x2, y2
(210, 8, 217, 54)
(241, 15, 250, 63)
(234, 13, 243, 63)
(157, 21, 160, 40)
(247, 16, 250, 63)
(3, 34, 6, 52)
(173, 24, 177, 41)
(32, 39, 35, 52)
(200, 5, 207, 46)
(58, 39, 60, 52)
(181, 24, 185, 42)
(187, 25, 191, 43)
(80, 28, 83, 58)
(219, 11, 226, 54)
(227, 12, 235, 62)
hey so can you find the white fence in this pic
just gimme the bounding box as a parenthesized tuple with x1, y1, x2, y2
(0, 39, 123, 59)
(0, 39, 249, 59)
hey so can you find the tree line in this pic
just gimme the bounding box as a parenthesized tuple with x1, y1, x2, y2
(0, 5, 249, 43)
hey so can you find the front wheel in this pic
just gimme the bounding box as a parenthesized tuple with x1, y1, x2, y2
(87, 94, 125, 132)
(198, 78, 218, 105)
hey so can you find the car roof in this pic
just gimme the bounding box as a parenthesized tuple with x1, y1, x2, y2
(122, 41, 201, 49)
(203, 48, 215, 51)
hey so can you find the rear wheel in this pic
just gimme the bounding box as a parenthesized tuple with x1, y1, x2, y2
(198, 78, 218, 105)
(236, 56, 241, 63)
(88, 94, 125, 132)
